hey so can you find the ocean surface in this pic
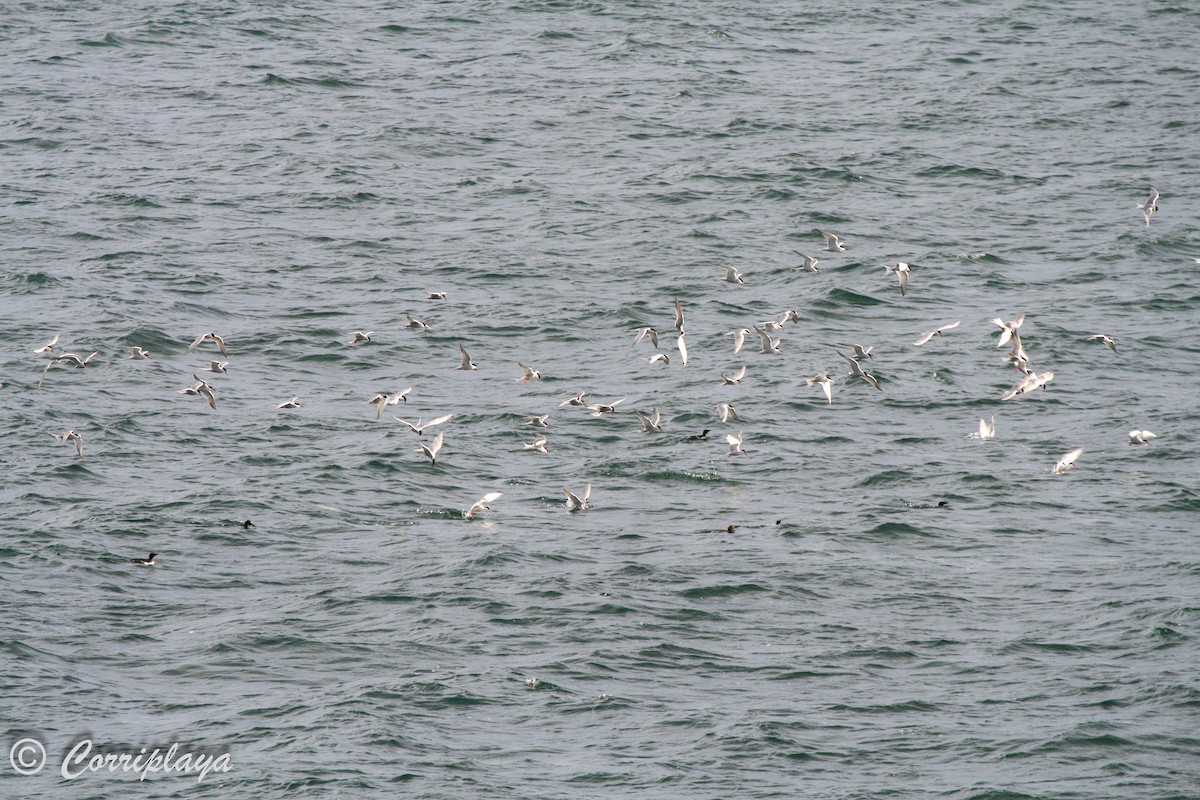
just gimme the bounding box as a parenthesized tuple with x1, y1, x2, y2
(2, 1, 1199, 798)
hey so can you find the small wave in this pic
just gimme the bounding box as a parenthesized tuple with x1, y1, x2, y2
(814, 287, 886, 308)
(677, 583, 768, 599)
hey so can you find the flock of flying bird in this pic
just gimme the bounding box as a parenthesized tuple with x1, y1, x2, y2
(30, 188, 1166, 557)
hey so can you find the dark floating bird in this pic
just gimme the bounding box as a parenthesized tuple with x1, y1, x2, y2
(131, 553, 157, 566)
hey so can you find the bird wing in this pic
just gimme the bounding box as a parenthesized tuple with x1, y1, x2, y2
(420, 413, 454, 431)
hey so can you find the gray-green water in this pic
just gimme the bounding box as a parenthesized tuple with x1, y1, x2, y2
(3, 2, 1199, 797)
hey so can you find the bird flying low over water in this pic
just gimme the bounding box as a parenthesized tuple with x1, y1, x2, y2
(583, 396, 626, 416)
(729, 328, 752, 355)
(723, 265, 746, 285)
(758, 309, 796, 333)
(39, 352, 99, 388)
(1006, 332, 1030, 371)
(818, 229, 847, 252)
(558, 391, 587, 408)
(367, 388, 412, 418)
(392, 413, 453, 435)
(913, 320, 961, 346)
(56, 352, 99, 368)
(1087, 334, 1117, 352)
(1128, 429, 1157, 445)
(523, 435, 548, 454)
(720, 365, 747, 386)
(885, 262, 911, 296)
(517, 362, 542, 382)
(717, 403, 740, 423)
(836, 350, 881, 390)
(635, 406, 662, 432)
(794, 251, 819, 272)
(754, 326, 782, 354)
(843, 343, 873, 360)
(187, 332, 228, 356)
(992, 314, 1025, 348)
(633, 327, 659, 348)
(349, 331, 373, 344)
(53, 430, 84, 457)
(1001, 370, 1054, 401)
(457, 344, 478, 370)
(183, 374, 218, 410)
(807, 372, 833, 404)
(1137, 186, 1158, 226)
